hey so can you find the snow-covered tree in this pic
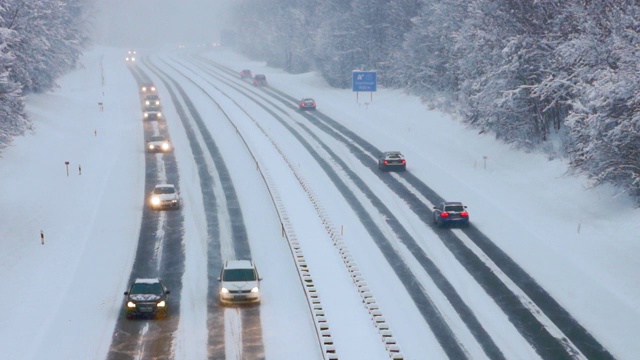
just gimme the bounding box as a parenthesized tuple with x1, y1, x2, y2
(0, 0, 91, 151)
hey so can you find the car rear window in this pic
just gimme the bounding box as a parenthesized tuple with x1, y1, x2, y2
(445, 205, 465, 212)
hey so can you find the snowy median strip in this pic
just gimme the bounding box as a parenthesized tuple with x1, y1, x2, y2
(227, 111, 405, 359)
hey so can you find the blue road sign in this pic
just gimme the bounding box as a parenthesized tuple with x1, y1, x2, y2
(352, 71, 377, 92)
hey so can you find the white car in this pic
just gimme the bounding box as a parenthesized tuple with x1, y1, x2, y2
(146, 135, 171, 153)
(218, 260, 262, 304)
(149, 184, 180, 210)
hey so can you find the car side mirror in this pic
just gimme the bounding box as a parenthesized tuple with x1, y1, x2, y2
(217, 277, 221, 282)
(432, 206, 437, 210)
(166, 290, 171, 294)
(124, 291, 129, 295)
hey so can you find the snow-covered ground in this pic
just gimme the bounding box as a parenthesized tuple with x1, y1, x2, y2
(0, 46, 638, 360)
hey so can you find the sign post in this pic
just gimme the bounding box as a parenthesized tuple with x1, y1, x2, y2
(352, 71, 377, 104)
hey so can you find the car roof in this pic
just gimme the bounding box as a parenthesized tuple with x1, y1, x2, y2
(224, 259, 255, 269)
(384, 151, 403, 155)
(133, 278, 161, 284)
(154, 184, 175, 189)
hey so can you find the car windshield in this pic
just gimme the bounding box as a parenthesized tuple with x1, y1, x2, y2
(130, 282, 163, 295)
(387, 153, 402, 159)
(153, 187, 175, 194)
(222, 268, 256, 281)
(145, 95, 159, 100)
(255, 75, 265, 80)
(149, 136, 165, 142)
(445, 205, 465, 212)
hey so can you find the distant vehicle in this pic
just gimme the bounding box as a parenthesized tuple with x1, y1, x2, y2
(432, 201, 470, 228)
(218, 260, 262, 304)
(378, 151, 406, 171)
(146, 135, 172, 153)
(240, 69, 252, 79)
(143, 108, 162, 120)
(252, 74, 268, 87)
(140, 83, 157, 94)
(299, 98, 316, 110)
(149, 184, 180, 210)
(128, 50, 137, 55)
(124, 278, 170, 319)
(143, 94, 161, 107)
(125, 56, 136, 62)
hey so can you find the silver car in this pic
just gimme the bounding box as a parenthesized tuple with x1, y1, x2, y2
(378, 151, 407, 171)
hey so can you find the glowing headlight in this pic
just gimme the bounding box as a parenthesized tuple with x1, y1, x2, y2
(144, 113, 149, 118)
(145, 101, 150, 105)
(157, 300, 166, 308)
(151, 87, 156, 92)
(251, 287, 259, 293)
(220, 287, 229, 294)
(155, 101, 160, 105)
(142, 87, 147, 92)
(151, 196, 160, 205)
(148, 144, 155, 149)
(157, 112, 162, 118)
(127, 301, 136, 308)
(161, 143, 170, 150)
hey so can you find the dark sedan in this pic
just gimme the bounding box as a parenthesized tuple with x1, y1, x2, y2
(124, 278, 170, 319)
(433, 201, 470, 228)
(299, 98, 317, 110)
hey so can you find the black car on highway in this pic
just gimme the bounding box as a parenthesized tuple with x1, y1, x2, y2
(252, 74, 268, 87)
(124, 278, 170, 319)
(433, 201, 470, 228)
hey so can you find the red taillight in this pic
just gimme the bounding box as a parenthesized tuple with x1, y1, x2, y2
(300, 103, 304, 106)
(384, 160, 389, 165)
(460, 211, 469, 217)
(401, 160, 406, 164)
(312, 102, 316, 106)
(439, 212, 450, 218)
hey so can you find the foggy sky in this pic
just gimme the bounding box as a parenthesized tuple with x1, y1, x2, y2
(91, 0, 230, 48)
